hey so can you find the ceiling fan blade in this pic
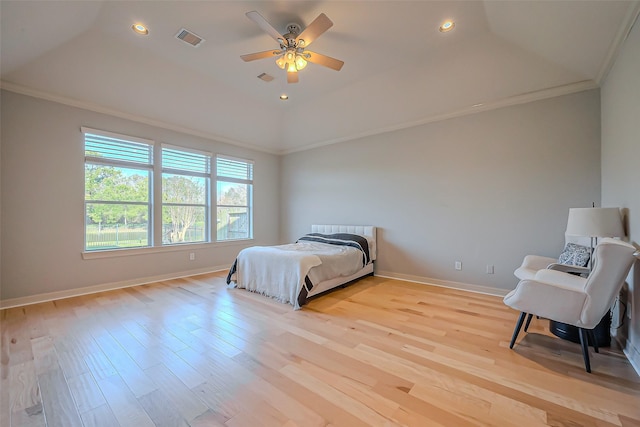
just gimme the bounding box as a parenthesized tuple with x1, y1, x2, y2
(246, 11, 284, 43)
(287, 71, 299, 84)
(296, 13, 333, 48)
(304, 51, 344, 71)
(240, 50, 281, 62)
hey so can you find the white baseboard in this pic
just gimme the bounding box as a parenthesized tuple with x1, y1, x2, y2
(614, 334, 640, 377)
(0, 265, 230, 309)
(374, 270, 511, 297)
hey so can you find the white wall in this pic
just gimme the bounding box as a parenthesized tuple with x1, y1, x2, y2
(281, 90, 602, 291)
(0, 90, 280, 301)
(601, 17, 640, 370)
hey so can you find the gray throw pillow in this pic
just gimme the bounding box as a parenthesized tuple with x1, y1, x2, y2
(557, 243, 591, 267)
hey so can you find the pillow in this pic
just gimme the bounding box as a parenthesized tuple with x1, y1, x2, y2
(557, 243, 590, 267)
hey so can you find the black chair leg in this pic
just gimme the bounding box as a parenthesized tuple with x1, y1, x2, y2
(524, 313, 534, 332)
(510, 312, 527, 349)
(578, 328, 592, 373)
(587, 329, 599, 353)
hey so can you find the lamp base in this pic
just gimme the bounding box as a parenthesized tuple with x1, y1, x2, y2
(549, 313, 611, 347)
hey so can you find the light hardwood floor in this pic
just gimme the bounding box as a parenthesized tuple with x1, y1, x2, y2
(1, 272, 639, 427)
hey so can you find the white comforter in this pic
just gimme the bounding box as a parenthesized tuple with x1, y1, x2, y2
(229, 241, 364, 309)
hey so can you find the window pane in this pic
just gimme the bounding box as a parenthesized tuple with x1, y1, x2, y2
(162, 206, 206, 244)
(163, 174, 207, 204)
(217, 181, 248, 206)
(85, 165, 149, 202)
(85, 203, 149, 250)
(217, 207, 249, 240)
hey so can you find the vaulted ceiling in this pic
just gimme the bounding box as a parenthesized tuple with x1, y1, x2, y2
(2, 1, 638, 154)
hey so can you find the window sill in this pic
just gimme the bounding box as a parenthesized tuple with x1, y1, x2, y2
(82, 238, 254, 260)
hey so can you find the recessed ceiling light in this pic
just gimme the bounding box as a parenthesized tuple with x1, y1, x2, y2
(439, 20, 455, 33)
(280, 94, 289, 100)
(132, 23, 149, 35)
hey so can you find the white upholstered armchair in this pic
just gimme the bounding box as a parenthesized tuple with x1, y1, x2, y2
(514, 238, 592, 281)
(504, 238, 637, 373)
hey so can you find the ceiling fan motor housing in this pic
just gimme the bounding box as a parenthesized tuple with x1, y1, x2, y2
(286, 23, 302, 36)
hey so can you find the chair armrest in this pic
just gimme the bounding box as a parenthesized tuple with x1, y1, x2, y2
(520, 255, 558, 271)
(533, 269, 587, 291)
(547, 263, 590, 276)
(504, 277, 587, 326)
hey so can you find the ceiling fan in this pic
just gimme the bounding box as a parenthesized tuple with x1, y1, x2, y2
(241, 11, 344, 84)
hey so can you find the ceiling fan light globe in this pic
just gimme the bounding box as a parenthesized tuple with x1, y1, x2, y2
(287, 62, 297, 73)
(295, 55, 307, 70)
(275, 56, 286, 69)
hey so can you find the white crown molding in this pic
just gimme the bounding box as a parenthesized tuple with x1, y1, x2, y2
(280, 80, 599, 155)
(596, 1, 640, 85)
(0, 265, 230, 310)
(374, 270, 511, 298)
(2, 79, 598, 157)
(0, 81, 280, 155)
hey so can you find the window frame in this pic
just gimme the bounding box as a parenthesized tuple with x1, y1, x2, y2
(215, 155, 254, 242)
(83, 127, 154, 252)
(161, 144, 212, 246)
(82, 128, 255, 257)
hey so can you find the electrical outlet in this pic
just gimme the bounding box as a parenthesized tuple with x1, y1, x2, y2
(455, 261, 462, 271)
(486, 265, 494, 274)
(189, 252, 195, 261)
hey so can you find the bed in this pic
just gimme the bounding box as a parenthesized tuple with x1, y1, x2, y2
(226, 225, 376, 309)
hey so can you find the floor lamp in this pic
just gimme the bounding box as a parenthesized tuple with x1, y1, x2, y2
(565, 207, 625, 270)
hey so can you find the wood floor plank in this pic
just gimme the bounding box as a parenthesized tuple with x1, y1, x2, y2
(66, 372, 106, 414)
(92, 331, 157, 398)
(38, 368, 83, 427)
(95, 374, 155, 427)
(2, 272, 639, 427)
(137, 389, 190, 427)
(143, 362, 209, 422)
(79, 404, 120, 427)
(9, 361, 40, 413)
(83, 351, 117, 381)
(8, 360, 45, 427)
(280, 363, 396, 426)
(56, 348, 89, 379)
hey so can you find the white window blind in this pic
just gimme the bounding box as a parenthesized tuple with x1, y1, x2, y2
(217, 156, 253, 183)
(84, 129, 153, 166)
(162, 147, 210, 176)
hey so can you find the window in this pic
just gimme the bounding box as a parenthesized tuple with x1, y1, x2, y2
(83, 128, 153, 251)
(84, 128, 251, 253)
(162, 146, 210, 244)
(216, 156, 253, 241)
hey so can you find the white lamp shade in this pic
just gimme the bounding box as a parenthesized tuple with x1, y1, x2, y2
(565, 207, 624, 238)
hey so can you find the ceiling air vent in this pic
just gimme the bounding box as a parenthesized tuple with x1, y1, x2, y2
(175, 28, 204, 47)
(257, 73, 274, 82)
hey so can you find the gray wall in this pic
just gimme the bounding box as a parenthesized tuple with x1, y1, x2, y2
(281, 90, 602, 291)
(602, 17, 640, 370)
(0, 90, 280, 301)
